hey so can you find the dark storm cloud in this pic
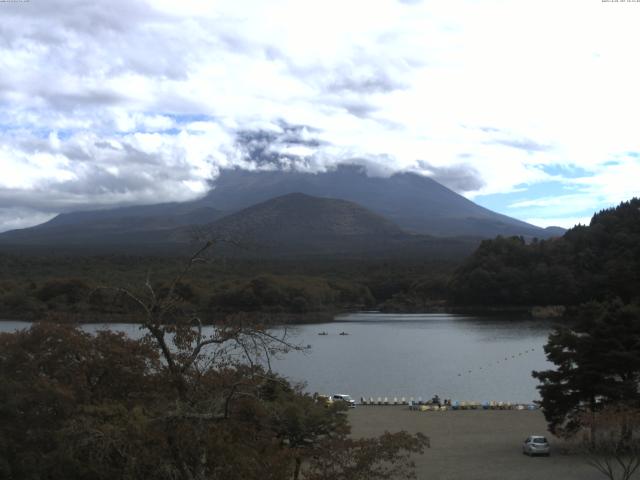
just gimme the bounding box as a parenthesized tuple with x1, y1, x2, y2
(235, 121, 326, 168)
(417, 160, 485, 192)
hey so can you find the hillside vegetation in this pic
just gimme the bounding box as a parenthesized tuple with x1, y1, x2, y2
(449, 198, 640, 306)
(0, 254, 456, 322)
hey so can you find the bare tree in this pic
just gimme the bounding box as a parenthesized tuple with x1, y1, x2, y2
(101, 241, 306, 480)
(124, 242, 301, 375)
(581, 406, 640, 480)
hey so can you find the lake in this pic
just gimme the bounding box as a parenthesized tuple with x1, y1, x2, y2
(0, 313, 555, 403)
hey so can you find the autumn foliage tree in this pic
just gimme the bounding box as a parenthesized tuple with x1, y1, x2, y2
(0, 242, 428, 480)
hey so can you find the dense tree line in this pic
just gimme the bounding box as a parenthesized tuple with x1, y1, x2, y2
(0, 254, 458, 321)
(450, 198, 640, 306)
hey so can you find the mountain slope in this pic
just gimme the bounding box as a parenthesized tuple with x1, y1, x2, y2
(183, 193, 478, 258)
(209, 192, 404, 237)
(204, 165, 557, 238)
(0, 164, 563, 249)
(0, 203, 225, 246)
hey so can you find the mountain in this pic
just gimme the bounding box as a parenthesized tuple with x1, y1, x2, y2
(203, 165, 559, 238)
(0, 164, 563, 251)
(178, 193, 479, 258)
(207, 192, 405, 238)
(0, 202, 226, 247)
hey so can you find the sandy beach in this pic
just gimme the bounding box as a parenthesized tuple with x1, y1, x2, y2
(348, 406, 604, 480)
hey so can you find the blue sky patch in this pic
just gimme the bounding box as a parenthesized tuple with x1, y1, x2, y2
(473, 179, 597, 227)
(540, 164, 593, 179)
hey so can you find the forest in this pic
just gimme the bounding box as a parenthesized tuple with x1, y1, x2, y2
(0, 253, 455, 322)
(1, 198, 638, 323)
(449, 198, 640, 307)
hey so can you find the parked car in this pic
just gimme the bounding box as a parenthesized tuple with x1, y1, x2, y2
(522, 436, 550, 456)
(332, 394, 356, 408)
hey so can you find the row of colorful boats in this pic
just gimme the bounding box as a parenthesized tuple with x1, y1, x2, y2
(359, 397, 538, 410)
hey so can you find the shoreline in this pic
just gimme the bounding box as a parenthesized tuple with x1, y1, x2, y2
(0, 307, 562, 326)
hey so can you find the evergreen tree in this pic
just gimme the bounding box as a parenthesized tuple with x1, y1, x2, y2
(450, 198, 640, 307)
(533, 301, 640, 436)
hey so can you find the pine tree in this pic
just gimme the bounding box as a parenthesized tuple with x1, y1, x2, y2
(533, 300, 640, 436)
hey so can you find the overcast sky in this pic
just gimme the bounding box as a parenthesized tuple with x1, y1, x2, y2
(1, 0, 639, 232)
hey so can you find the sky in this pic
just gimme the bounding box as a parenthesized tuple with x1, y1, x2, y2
(0, 0, 639, 233)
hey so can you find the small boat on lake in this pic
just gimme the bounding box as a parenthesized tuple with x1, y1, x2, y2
(318, 331, 328, 336)
(339, 332, 349, 336)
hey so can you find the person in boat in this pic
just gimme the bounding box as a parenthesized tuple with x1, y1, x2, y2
(432, 394, 441, 407)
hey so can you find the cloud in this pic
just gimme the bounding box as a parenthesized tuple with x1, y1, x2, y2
(1, 0, 639, 232)
(416, 160, 485, 192)
(0, 208, 56, 233)
(493, 139, 551, 153)
(524, 216, 592, 230)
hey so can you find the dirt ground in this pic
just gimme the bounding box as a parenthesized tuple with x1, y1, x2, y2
(348, 406, 605, 480)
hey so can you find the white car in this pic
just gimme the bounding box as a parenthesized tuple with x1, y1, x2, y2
(522, 436, 550, 456)
(332, 394, 356, 408)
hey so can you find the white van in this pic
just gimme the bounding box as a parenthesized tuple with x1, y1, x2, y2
(332, 394, 356, 408)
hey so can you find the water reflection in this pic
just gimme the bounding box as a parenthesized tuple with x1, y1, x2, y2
(270, 313, 553, 403)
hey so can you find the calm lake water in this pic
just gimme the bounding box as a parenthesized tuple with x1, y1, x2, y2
(0, 313, 554, 403)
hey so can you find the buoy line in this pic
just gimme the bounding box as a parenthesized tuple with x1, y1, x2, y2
(455, 347, 537, 377)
